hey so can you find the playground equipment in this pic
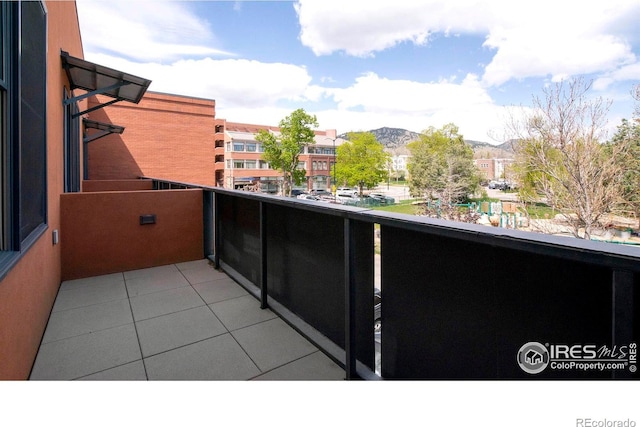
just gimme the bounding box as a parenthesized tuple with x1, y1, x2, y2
(479, 201, 528, 229)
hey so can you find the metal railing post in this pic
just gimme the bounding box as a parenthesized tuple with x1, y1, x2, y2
(260, 201, 268, 309)
(344, 217, 357, 379)
(203, 189, 214, 259)
(213, 192, 221, 269)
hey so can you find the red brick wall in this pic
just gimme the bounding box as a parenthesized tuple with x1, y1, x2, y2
(87, 92, 217, 186)
(82, 179, 154, 192)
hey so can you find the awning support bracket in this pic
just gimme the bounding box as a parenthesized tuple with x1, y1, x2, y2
(65, 81, 132, 118)
(83, 130, 112, 144)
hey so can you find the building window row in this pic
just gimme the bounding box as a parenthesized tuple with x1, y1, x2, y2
(227, 141, 264, 153)
(307, 147, 335, 155)
(312, 161, 328, 171)
(226, 159, 271, 170)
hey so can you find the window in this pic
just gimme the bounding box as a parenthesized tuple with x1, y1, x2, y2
(233, 160, 245, 169)
(233, 142, 244, 152)
(246, 143, 256, 152)
(245, 160, 256, 169)
(226, 142, 231, 152)
(312, 161, 317, 170)
(1, 1, 47, 270)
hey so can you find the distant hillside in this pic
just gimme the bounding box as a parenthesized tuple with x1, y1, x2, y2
(338, 127, 420, 149)
(339, 127, 514, 157)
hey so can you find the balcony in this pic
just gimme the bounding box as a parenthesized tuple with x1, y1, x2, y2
(30, 178, 640, 380)
(30, 260, 344, 380)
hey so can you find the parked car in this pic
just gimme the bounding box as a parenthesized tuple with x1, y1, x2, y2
(296, 193, 319, 201)
(336, 187, 358, 197)
(368, 192, 395, 204)
(309, 189, 333, 198)
(290, 189, 306, 197)
(374, 288, 381, 333)
(336, 194, 361, 205)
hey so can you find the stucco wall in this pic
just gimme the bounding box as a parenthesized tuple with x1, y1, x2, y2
(61, 189, 204, 280)
(0, 0, 84, 380)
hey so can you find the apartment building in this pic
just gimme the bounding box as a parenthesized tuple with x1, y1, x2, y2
(224, 122, 343, 193)
(474, 158, 515, 181)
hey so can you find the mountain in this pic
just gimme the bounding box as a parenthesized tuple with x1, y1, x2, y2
(338, 127, 421, 149)
(339, 127, 514, 157)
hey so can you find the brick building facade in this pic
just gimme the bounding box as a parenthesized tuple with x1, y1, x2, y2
(86, 92, 223, 186)
(87, 91, 343, 193)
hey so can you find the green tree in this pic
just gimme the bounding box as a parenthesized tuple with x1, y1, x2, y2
(334, 132, 390, 196)
(256, 108, 318, 196)
(407, 123, 480, 215)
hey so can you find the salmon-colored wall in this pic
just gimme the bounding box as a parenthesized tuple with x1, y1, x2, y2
(86, 92, 217, 186)
(82, 179, 154, 192)
(61, 190, 204, 281)
(0, 1, 84, 380)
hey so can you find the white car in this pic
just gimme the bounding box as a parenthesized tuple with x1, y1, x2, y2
(336, 187, 358, 196)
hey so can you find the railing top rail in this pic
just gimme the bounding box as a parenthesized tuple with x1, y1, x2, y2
(142, 176, 640, 272)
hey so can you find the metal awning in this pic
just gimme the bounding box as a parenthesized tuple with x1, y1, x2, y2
(61, 50, 152, 118)
(83, 118, 125, 144)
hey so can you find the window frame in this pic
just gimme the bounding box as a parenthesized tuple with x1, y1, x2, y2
(0, 0, 48, 279)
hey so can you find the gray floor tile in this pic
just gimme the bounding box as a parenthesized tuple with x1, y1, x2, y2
(144, 334, 260, 380)
(59, 272, 124, 292)
(52, 281, 128, 312)
(232, 318, 318, 372)
(125, 270, 190, 297)
(77, 361, 147, 381)
(175, 259, 210, 271)
(253, 351, 345, 380)
(136, 306, 228, 357)
(123, 264, 179, 280)
(209, 295, 277, 331)
(181, 264, 228, 285)
(43, 299, 133, 343)
(129, 286, 205, 321)
(30, 324, 141, 380)
(193, 278, 248, 304)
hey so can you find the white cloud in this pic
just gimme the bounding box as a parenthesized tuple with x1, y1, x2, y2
(329, 72, 492, 114)
(295, 0, 640, 86)
(84, 53, 315, 108)
(74, 1, 638, 145)
(593, 63, 640, 91)
(76, 0, 232, 62)
(315, 73, 511, 142)
(295, 0, 491, 57)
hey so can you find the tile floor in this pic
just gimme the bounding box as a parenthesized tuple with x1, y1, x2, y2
(29, 259, 345, 381)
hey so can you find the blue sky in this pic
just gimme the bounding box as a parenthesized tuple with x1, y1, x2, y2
(76, 0, 640, 143)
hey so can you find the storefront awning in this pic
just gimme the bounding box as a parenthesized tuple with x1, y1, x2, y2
(61, 51, 152, 118)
